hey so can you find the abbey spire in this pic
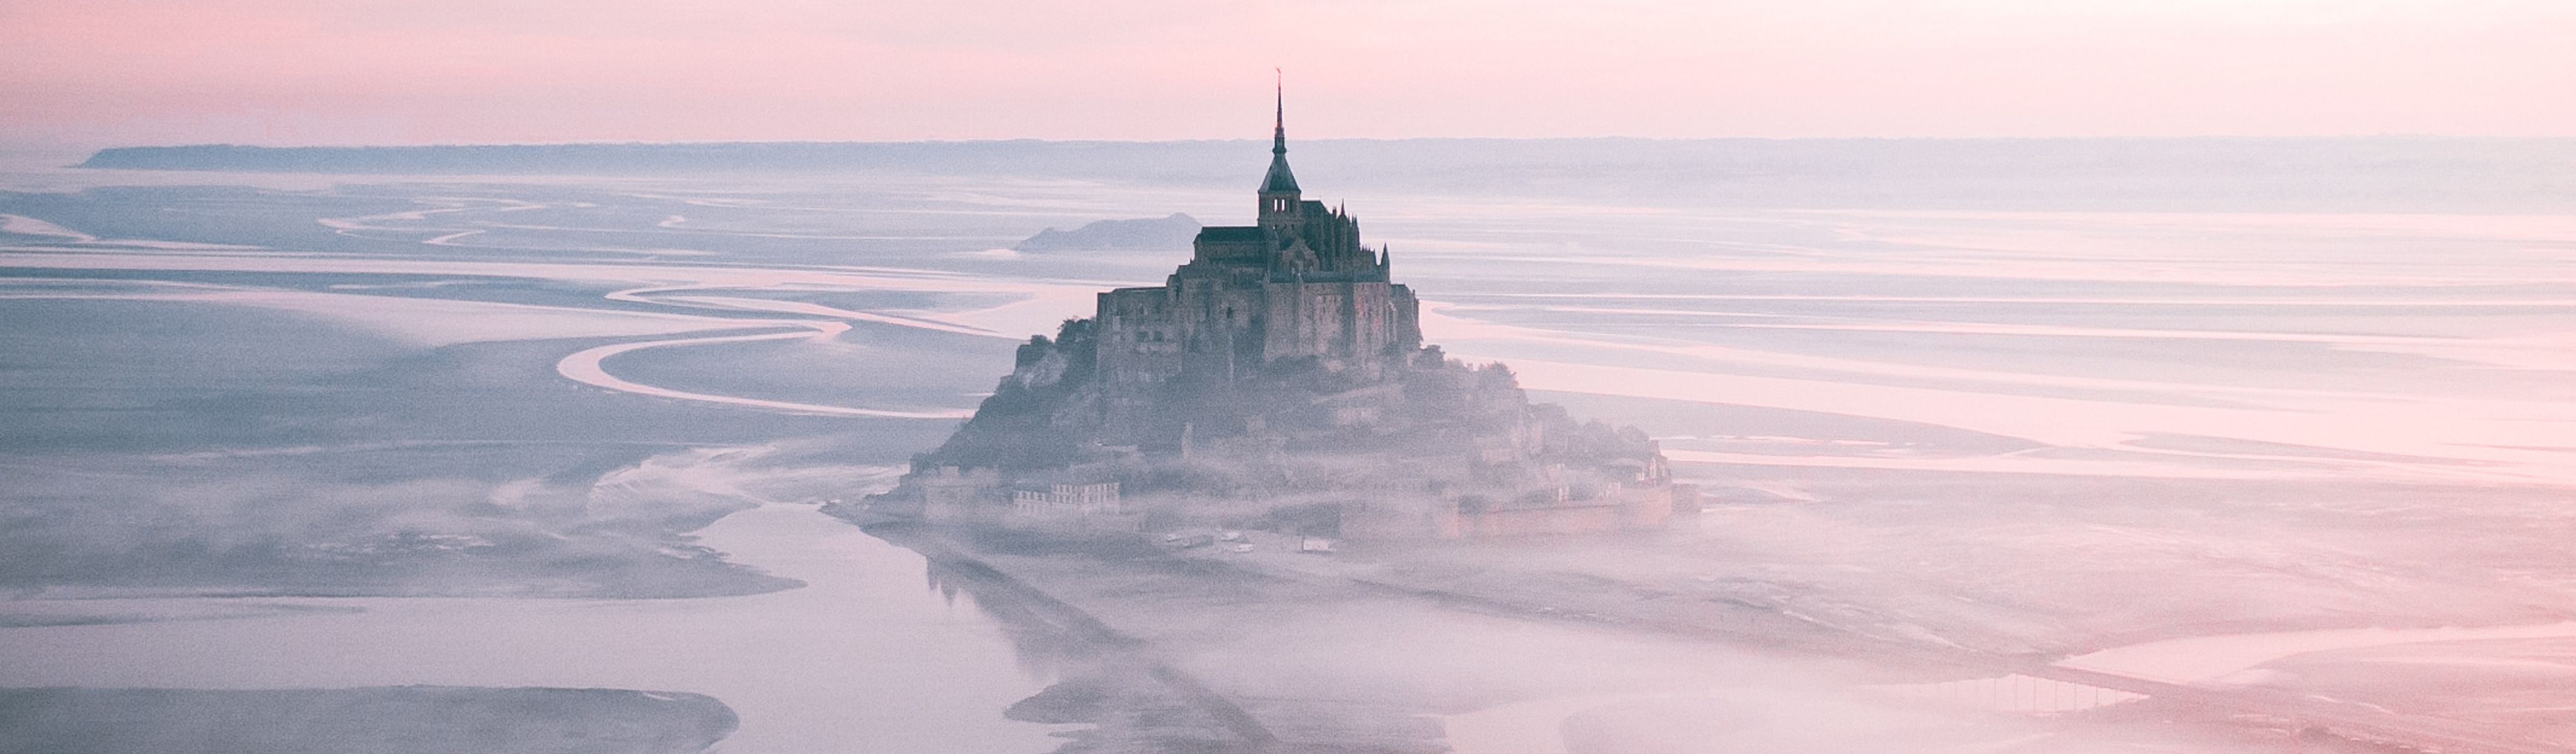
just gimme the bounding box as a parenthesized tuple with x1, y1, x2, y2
(1273, 79, 1287, 155)
(1258, 74, 1301, 219)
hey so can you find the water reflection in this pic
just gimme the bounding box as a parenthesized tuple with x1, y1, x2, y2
(0, 504, 1076, 754)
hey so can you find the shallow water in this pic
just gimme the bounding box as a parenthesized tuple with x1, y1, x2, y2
(4, 155, 2573, 749)
(0, 502, 1072, 753)
(2059, 621, 2576, 686)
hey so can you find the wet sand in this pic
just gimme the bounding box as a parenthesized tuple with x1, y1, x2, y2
(0, 503, 1071, 753)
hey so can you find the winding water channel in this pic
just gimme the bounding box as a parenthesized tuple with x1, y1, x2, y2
(0, 503, 1072, 753)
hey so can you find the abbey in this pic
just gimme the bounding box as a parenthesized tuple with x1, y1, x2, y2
(1094, 95, 1421, 443)
(864, 94, 1682, 539)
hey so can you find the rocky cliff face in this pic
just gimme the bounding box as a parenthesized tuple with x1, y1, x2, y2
(876, 314, 1666, 530)
(909, 318, 1103, 473)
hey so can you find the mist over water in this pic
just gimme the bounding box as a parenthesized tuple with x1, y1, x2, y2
(1, 139, 2571, 752)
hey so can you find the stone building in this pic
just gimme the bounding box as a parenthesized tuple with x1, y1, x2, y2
(866, 93, 1680, 540)
(1094, 93, 1423, 444)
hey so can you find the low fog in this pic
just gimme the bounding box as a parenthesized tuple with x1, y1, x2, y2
(3, 139, 2572, 753)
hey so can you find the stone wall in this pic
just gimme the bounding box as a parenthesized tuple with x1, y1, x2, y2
(1257, 280, 1419, 375)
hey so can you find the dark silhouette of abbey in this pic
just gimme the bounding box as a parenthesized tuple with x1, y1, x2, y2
(1096, 90, 1422, 444)
(866, 93, 1680, 539)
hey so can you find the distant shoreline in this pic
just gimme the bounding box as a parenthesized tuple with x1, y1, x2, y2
(69, 138, 2576, 214)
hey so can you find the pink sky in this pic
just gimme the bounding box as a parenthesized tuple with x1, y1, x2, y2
(3, 0, 2572, 147)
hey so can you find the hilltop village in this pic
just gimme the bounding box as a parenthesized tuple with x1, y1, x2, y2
(866, 101, 1684, 540)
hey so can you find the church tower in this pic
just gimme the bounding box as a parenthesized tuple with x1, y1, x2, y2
(1256, 79, 1302, 239)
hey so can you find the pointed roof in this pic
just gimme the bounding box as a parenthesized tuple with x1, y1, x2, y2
(1260, 77, 1300, 194)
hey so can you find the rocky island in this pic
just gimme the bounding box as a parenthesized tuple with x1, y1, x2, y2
(864, 98, 1682, 541)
